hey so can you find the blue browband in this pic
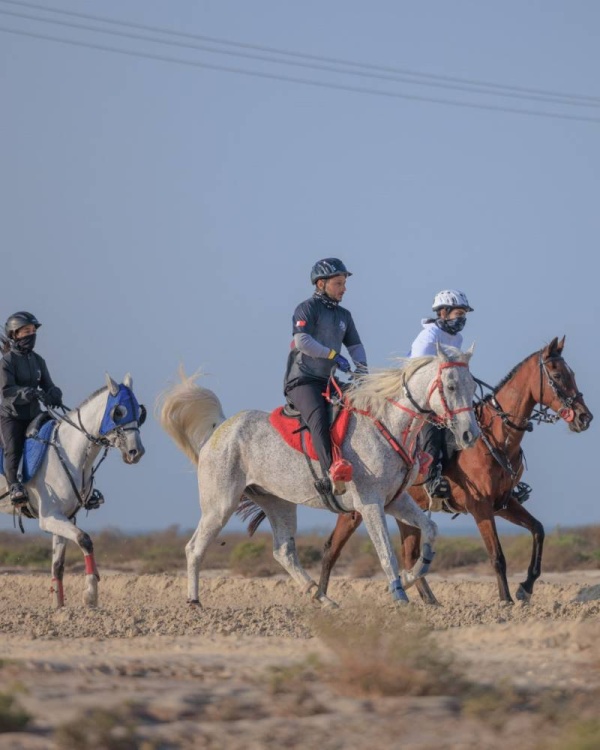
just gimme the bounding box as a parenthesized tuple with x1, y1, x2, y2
(99, 385, 143, 436)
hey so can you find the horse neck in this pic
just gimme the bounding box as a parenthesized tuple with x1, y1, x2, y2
(57, 391, 106, 470)
(484, 354, 538, 439)
(379, 375, 434, 453)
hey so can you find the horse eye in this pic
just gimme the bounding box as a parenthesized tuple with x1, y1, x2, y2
(447, 385, 456, 392)
(111, 405, 127, 421)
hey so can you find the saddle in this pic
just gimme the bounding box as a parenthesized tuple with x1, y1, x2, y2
(0, 417, 55, 484)
(270, 400, 351, 463)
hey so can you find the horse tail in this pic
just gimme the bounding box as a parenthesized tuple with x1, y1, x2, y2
(157, 368, 226, 465)
(236, 497, 267, 536)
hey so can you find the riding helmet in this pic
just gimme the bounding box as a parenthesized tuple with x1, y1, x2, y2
(432, 290, 474, 312)
(310, 258, 353, 285)
(4, 311, 42, 338)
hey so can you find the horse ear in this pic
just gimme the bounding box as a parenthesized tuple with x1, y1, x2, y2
(556, 336, 566, 354)
(543, 337, 559, 358)
(464, 342, 475, 362)
(105, 373, 119, 396)
(123, 373, 133, 389)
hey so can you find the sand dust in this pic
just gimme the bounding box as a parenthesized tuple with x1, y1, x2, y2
(0, 570, 598, 748)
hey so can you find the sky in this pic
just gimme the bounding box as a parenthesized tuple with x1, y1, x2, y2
(0, 0, 598, 540)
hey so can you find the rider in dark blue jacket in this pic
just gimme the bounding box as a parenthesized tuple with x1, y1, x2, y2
(0, 312, 63, 505)
(284, 259, 367, 496)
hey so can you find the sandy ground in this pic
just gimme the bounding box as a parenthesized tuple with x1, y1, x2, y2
(0, 569, 598, 749)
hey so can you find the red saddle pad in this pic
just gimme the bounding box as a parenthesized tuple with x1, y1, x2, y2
(269, 406, 351, 462)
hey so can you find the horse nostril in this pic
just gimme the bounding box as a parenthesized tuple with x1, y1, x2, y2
(128, 449, 138, 457)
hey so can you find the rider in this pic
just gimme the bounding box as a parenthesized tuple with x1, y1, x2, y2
(0, 312, 63, 506)
(408, 290, 473, 511)
(284, 258, 367, 496)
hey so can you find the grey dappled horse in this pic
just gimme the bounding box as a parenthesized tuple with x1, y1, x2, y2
(0, 374, 145, 608)
(159, 346, 479, 607)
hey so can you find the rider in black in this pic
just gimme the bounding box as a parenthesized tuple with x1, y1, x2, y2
(0, 312, 63, 505)
(284, 258, 367, 495)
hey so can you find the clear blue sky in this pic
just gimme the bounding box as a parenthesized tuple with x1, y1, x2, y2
(1, 1, 598, 537)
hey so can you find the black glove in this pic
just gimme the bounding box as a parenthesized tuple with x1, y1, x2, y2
(21, 387, 38, 403)
(44, 386, 63, 408)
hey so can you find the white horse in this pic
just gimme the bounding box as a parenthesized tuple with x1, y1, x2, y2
(159, 346, 479, 607)
(0, 374, 146, 608)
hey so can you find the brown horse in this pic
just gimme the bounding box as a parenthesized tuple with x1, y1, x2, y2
(316, 337, 593, 605)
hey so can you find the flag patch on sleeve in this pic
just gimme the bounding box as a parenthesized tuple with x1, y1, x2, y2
(296, 320, 307, 327)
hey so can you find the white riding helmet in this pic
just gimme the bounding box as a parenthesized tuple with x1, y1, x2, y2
(432, 290, 474, 312)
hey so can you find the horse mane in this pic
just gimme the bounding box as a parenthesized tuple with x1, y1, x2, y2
(488, 350, 538, 396)
(77, 385, 109, 408)
(346, 356, 434, 419)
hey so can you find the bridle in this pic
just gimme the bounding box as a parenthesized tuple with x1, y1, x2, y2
(396, 360, 474, 428)
(481, 352, 582, 431)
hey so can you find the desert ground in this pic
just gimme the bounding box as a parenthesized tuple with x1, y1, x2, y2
(0, 567, 598, 749)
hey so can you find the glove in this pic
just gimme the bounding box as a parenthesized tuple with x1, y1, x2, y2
(333, 353, 351, 373)
(21, 387, 38, 403)
(44, 386, 63, 408)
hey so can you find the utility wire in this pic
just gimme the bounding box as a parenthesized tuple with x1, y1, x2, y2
(1, 4, 599, 111)
(2, 24, 600, 124)
(1, 0, 599, 107)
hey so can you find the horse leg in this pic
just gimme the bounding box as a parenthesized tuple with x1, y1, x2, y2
(386, 492, 438, 597)
(316, 512, 363, 599)
(358, 500, 408, 605)
(259, 496, 337, 607)
(50, 534, 67, 609)
(496, 497, 545, 603)
(396, 520, 440, 606)
(39, 514, 100, 607)
(468, 500, 512, 604)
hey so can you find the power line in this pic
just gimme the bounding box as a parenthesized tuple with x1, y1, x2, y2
(2, 24, 600, 124)
(2, 0, 599, 107)
(1, 4, 599, 111)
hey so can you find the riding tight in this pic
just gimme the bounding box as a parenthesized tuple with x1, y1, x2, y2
(0, 415, 29, 484)
(286, 382, 332, 476)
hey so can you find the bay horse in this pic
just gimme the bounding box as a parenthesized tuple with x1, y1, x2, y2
(315, 337, 592, 604)
(158, 346, 480, 607)
(0, 374, 146, 608)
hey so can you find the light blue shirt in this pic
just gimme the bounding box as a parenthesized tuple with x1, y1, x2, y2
(408, 320, 463, 358)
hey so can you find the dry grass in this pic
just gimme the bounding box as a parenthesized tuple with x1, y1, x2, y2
(313, 604, 464, 697)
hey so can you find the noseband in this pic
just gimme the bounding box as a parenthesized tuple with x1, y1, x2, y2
(399, 361, 474, 427)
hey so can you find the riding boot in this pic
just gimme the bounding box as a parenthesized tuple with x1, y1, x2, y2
(424, 464, 450, 512)
(512, 481, 532, 504)
(9, 482, 28, 507)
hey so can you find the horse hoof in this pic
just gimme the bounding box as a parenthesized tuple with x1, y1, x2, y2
(515, 585, 532, 604)
(187, 599, 201, 607)
(314, 593, 339, 609)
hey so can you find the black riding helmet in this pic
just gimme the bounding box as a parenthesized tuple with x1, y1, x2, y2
(310, 258, 353, 285)
(5, 311, 42, 339)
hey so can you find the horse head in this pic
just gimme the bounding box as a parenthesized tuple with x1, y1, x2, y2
(101, 373, 147, 463)
(538, 337, 593, 433)
(427, 343, 480, 449)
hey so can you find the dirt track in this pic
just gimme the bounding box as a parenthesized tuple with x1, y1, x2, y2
(0, 570, 598, 749)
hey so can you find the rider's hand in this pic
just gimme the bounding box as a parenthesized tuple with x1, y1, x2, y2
(44, 386, 63, 408)
(21, 387, 38, 403)
(333, 353, 351, 373)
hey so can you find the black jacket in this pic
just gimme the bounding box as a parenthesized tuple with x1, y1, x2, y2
(0, 350, 59, 420)
(284, 296, 366, 392)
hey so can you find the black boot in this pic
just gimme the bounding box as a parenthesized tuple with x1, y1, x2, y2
(512, 482, 532, 504)
(424, 466, 450, 512)
(9, 483, 28, 506)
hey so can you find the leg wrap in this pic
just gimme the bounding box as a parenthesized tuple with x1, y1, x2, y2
(389, 578, 409, 603)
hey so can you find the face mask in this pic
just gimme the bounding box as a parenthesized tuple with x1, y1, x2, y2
(13, 333, 36, 353)
(436, 316, 466, 335)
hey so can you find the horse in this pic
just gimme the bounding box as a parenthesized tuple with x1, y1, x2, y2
(158, 345, 480, 607)
(0, 373, 146, 608)
(314, 337, 593, 605)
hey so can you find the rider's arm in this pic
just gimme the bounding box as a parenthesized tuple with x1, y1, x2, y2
(409, 328, 438, 358)
(0, 358, 36, 405)
(344, 315, 367, 371)
(292, 300, 334, 359)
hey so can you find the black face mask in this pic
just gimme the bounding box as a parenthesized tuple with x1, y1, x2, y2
(13, 333, 36, 353)
(436, 317, 466, 335)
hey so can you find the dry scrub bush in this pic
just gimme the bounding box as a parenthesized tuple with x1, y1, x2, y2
(349, 539, 379, 578)
(431, 537, 488, 570)
(229, 540, 279, 577)
(54, 706, 148, 750)
(0, 692, 30, 733)
(313, 605, 463, 697)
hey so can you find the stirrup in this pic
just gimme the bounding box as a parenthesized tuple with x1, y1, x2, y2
(9, 483, 28, 506)
(314, 477, 347, 514)
(84, 488, 105, 511)
(513, 482, 532, 504)
(425, 475, 450, 500)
